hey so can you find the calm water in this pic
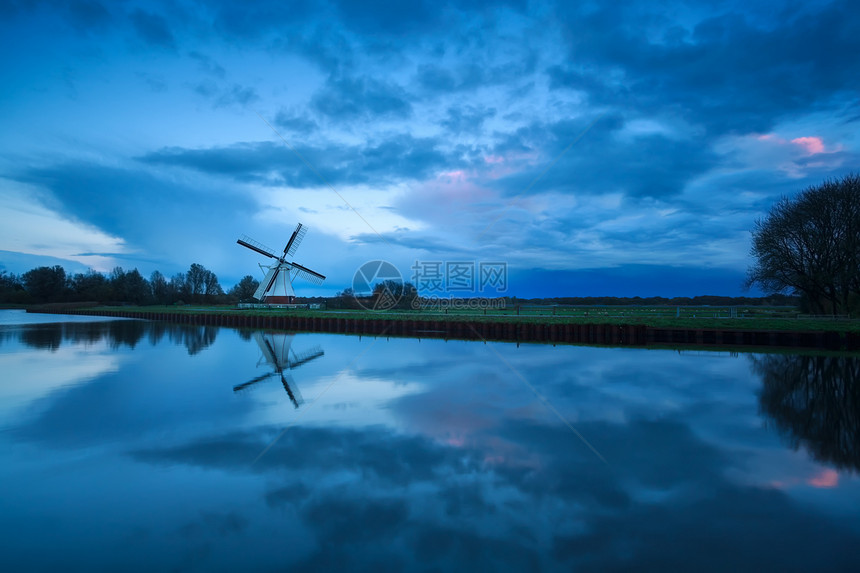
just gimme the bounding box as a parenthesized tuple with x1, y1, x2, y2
(1, 309, 859, 572)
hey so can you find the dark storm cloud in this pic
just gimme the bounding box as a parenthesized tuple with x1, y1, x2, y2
(415, 64, 457, 92)
(441, 105, 496, 133)
(199, 0, 525, 46)
(139, 135, 455, 186)
(141, 141, 318, 185)
(311, 74, 413, 120)
(188, 51, 226, 78)
(282, 25, 356, 75)
(66, 0, 111, 32)
(130, 8, 175, 49)
(175, 510, 248, 539)
(415, 56, 538, 94)
(348, 231, 472, 254)
(207, 0, 318, 40)
(548, 0, 860, 136)
(274, 109, 319, 134)
(216, 84, 260, 107)
(0, 0, 111, 31)
(13, 161, 256, 264)
(193, 81, 259, 107)
(491, 115, 719, 199)
(331, 0, 443, 37)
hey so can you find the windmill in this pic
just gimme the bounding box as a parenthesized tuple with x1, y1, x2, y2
(233, 331, 324, 408)
(237, 223, 325, 304)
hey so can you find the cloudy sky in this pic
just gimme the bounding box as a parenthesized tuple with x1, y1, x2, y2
(1, 0, 858, 297)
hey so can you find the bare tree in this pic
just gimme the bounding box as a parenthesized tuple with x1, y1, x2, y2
(746, 174, 860, 314)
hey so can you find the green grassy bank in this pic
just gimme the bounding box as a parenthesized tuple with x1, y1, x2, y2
(31, 304, 860, 334)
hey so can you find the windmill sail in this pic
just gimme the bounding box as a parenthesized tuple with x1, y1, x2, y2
(254, 267, 278, 300)
(237, 235, 278, 259)
(283, 223, 307, 256)
(237, 223, 325, 303)
(290, 262, 326, 285)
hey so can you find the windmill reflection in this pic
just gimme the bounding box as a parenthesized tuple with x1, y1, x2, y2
(234, 331, 324, 408)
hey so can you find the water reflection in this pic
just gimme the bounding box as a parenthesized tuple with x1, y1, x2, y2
(753, 354, 860, 473)
(2, 315, 859, 572)
(1, 319, 218, 355)
(233, 331, 324, 408)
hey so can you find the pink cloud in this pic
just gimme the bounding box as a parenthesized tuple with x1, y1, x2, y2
(754, 133, 827, 155)
(438, 169, 467, 182)
(808, 468, 839, 488)
(791, 136, 825, 155)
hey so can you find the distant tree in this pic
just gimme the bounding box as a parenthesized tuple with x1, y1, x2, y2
(746, 174, 860, 314)
(169, 273, 190, 303)
(0, 270, 28, 303)
(125, 269, 152, 304)
(184, 263, 224, 302)
(22, 265, 68, 302)
(229, 275, 260, 301)
(109, 267, 151, 304)
(186, 263, 206, 299)
(70, 270, 110, 301)
(371, 280, 418, 310)
(202, 269, 223, 298)
(0, 270, 19, 290)
(330, 287, 361, 309)
(150, 270, 169, 304)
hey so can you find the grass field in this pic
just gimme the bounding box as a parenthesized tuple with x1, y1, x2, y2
(51, 304, 860, 333)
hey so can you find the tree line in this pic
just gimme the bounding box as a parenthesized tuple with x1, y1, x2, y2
(496, 294, 800, 307)
(0, 263, 260, 306)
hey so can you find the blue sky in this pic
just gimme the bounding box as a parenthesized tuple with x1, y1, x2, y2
(1, 0, 858, 297)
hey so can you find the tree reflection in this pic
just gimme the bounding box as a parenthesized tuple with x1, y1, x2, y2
(12, 321, 218, 356)
(166, 325, 218, 355)
(19, 325, 63, 350)
(751, 354, 860, 473)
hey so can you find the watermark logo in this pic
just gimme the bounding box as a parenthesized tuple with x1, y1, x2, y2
(412, 295, 507, 311)
(412, 260, 507, 293)
(352, 260, 403, 311)
(349, 259, 508, 312)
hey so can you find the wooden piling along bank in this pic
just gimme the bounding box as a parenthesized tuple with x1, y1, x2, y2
(33, 308, 860, 351)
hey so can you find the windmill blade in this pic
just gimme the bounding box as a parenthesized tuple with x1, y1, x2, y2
(264, 267, 282, 294)
(237, 235, 279, 259)
(280, 373, 304, 408)
(254, 332, 279, 365)
(283, 223, 307, 257)
(288, 347, 324, 370)
(254, 267, 278, 300)
(290, 262, 326, 285)
(233, 371, 276, 392)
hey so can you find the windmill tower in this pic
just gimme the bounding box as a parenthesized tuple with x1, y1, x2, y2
(236, 223, 325, 304)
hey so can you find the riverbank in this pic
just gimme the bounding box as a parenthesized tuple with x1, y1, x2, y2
(27, 305, 860, 351)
